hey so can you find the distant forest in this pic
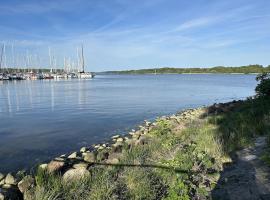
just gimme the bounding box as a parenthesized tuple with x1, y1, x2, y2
(105, 65, 270, 74)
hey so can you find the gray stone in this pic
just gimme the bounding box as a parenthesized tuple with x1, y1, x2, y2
(116, 138, 124, 142)
(80, 147, 87, 153)
(47, 160, 65, 173)
(83, 152, 96, 163)
(97, 146, 105, 151)
(73, 162, 89, 169)
(54, 157, 65, 162)
(4, 174, 16, 185)
(68, 152, 77, 159)
(111, 135, 120, 139)
(62, 168, 90, 182)
(39, 164, 48, 170)
(18, 175, 35, 193)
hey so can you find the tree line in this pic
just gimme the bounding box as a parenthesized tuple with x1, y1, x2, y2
(105, 65, 270, 74)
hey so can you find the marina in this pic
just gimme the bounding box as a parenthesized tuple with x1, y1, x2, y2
(0, 44, 95, 81)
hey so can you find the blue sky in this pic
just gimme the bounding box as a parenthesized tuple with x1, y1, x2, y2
(0, 0, 270, 71)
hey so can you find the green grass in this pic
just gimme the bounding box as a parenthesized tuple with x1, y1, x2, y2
(28, 96, 270, 200)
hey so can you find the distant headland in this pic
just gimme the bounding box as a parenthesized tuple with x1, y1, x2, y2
(103, 64, 270, 75)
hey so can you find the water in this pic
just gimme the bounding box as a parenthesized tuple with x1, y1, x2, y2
(0, 74, 257, 173)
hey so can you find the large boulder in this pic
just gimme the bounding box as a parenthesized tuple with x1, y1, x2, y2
(47, 161, 65, 173)
(83, 152, 96, 163)
(18, 175, 35, 193)
(62, 168, 90, 183)
(4, 174, 16, 185)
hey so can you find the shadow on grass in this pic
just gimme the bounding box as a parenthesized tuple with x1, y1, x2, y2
(200, 97, 270, 199)
(86, 162, 189, 174)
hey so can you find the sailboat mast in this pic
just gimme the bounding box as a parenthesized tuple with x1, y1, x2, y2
(81, 45, 85, 73)
(0, 44, 4, 72)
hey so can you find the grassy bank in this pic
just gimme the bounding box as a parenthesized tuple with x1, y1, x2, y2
(11, 95, 267, 200)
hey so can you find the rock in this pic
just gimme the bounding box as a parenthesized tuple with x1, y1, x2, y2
(54, 157, 65, 162)
(111, 135, 120, 139)
(73, 162, 89, 169)
(2, 184, 12, 189)
(80, 147, 87, 153)
(68, 152, 77, 159)
(83, 152, 96, 163)
(39, 164, 48, 170)
(18, 175, 35, 193)
(4, 174, 16, 185)
(116, 138, 124, 142)
(97, 146, 105, 151)
(129, 132, 135, 136)
(47, 161, 65, 173)
(62, 168, 90, 182)
(0, 173, 4, 181)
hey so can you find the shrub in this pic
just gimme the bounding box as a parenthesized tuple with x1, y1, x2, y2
(255, 72, 270, 96)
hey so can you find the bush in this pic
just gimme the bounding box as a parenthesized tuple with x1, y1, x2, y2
(255, 72, 270, 96)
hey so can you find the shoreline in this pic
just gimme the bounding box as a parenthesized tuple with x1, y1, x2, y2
(1, 97, 268, 199)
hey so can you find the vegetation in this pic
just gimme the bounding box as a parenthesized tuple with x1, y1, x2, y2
(105, 64, 270, 74)
(21, 73, 270, 199)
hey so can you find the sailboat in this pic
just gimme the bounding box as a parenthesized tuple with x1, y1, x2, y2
(78, 45, 95, 79)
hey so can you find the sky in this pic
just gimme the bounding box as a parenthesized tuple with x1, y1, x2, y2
(0, 0, 270, 71)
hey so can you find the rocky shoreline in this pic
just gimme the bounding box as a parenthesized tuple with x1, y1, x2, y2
(0, 100, 245, 200)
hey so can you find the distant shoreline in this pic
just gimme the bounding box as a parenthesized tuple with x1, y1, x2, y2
(101, 65, 268, 75)
(100, 72, 259, 75)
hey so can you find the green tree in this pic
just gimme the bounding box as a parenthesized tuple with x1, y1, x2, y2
(255, 72, 270, 96)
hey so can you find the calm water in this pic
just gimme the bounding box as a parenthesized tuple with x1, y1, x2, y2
(0, 74, 257, 173)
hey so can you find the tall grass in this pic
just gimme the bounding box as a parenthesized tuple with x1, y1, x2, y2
(28, 97, 270, 199)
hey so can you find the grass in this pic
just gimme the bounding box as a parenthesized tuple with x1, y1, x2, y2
(27, 96, 270, 200)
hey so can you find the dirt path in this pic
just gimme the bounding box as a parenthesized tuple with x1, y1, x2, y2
(212, 137, 270, 200)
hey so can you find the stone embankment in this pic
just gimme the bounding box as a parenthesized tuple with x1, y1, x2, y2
(0, 107, 203, 200)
